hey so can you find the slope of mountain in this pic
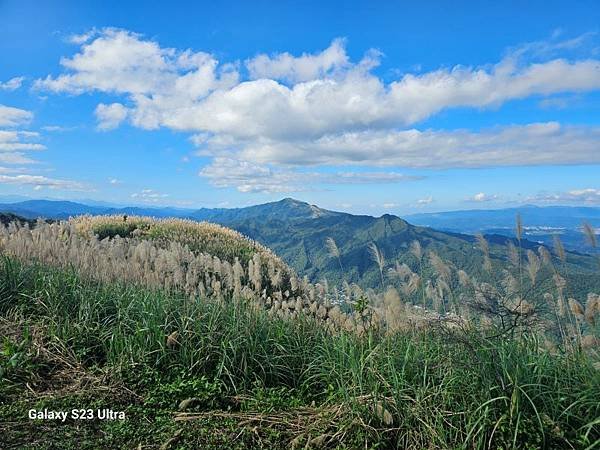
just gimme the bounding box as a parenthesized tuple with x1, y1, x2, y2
(196, 200, 598, 289)
(1, 199, 598, 292)
(406, 206, 600, 254)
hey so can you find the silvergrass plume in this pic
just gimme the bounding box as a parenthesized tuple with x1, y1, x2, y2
(569, 298, 584, 317)
(410, 240, 422, 260)
(476, 233, 492, 272)
(368, 242, 385, 289)
(325, 236, 344, 272)
(553, 234, 566, 263)
(582, 222, 597, 248)
(507, 241, 519, 267)
(526, 250, 540, 286)
(516, 213, 523, 241)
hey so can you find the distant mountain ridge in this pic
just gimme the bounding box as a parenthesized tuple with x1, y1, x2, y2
(406, 205, 600, 254)
(0, 199, 193, 221)
(407, 205, 600, 231)
(1, 198, 599, 292)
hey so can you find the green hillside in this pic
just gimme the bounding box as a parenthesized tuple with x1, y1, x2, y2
(2, 199, 598, 299)
(202, 199, 600, 297)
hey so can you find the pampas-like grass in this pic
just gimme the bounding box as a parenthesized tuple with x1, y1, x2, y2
(476, 234, 492, 272)
(516, 213, 523, 241)
(526, 250, 541, 286)
(368, 242, 385, 290)
(585, 293, 599, 326)
(583, 222, 597, 248)
(507, 241, 519, 267)
(569, 298, 585, 318)
(2, 218, 381, 330)
(429, 251, 451, 284)
(553, 235, 566, 262)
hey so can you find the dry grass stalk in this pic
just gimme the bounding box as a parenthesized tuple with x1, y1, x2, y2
(582, 222, 597, 248)
(553, 235, 566, 262)
(568, 298, 584, 318)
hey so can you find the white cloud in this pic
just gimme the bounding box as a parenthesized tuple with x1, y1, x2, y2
(527, 188, 600, 205)
(34, 29, 600, 191)
(0, 174, 88, 191)
(199, 157, 420, 193)
(67, 29, 99, 45)
(109, 178, 123, 185)
(36, 28, 237, 100)
(507, 31, 598, 61)
(416, 196, 434, 205)
(222, 122, 600, 168)
(0, 152, 37, 165)
(0, 130, 45, 151)
(246, 38, 351, 83)
(538, 95, 581, 110)
(0, 105, 46, 164)
(467, 192, 500, 202)
(42, 125, 75, 132)
(199, 158, 307, 193)
(0, 130, 45, 166)
(95, 103, 129, 130)
(36, 29, 600, 137)
(0, 104, 84, 192)
(0, 77, 25, 91)
(0, 166, 29, 174)
(0, 104, 32, 127)
(131, 188, 169, 203)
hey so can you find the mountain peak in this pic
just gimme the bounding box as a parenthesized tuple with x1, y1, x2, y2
(279, 197, 309, 206)
(268, 198, 333, 219)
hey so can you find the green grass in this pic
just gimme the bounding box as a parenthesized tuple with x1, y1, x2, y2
(1, 256, 599, 449)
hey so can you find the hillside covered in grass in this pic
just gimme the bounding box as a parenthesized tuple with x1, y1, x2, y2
(1, 216, 599, 449)
(2, 198, 598, 296)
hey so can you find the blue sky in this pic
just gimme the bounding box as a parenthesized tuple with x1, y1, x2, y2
(1, 0, 600, 215)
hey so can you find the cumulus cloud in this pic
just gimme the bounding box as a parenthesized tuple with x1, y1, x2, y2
(0, 77, 24, 91)
(0, 166, 28, 174)
(221, 122, 600, 168)
(95, 103, 129, 130)
(416, 196, 434, 205)
(67, 29, 99, 45)
(36, 29, 600, 136)
(527, 188, 600, 205)
(35, 28, 238, 104)
(0, 130, 45, 151)
(246, 38, 351, 83)
(34, 29, 600, 191)
(0, 129, 45, 166)
(0, 104, 32, 127)
(0, 174, 88, 190)
(0, 152, 37, 165)
(467, 192, 500, 202)
(0, 104, 86, 192)
(199, 157, 421, 193)
(131, 188, 169, 203)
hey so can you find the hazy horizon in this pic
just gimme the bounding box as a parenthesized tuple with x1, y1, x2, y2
(4, 194, 600, 219)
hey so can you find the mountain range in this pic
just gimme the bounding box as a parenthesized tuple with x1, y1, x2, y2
(1, 198, 599, 293)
